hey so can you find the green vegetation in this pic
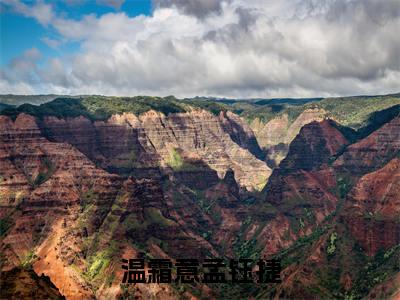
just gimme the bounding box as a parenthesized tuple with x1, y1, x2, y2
(33, 157, 55, 187)
(234, 238, 260, 259)
(255, 174, 268, 191)
(182, 98, 228, 115)
(329, 121, 358, 144)
(303, 207, 315, 223)
(232, 216, 264, 259)
(242, 103, 305, 124)
(145, 207, 176, 227)
(75, 241, 119, 292)
(195, 191, 222, 224)
(356, 104, 400, 138)
(74, 193, 122, 290)
(0, 96, 188, 120)
(270, 219, 400, 300)
(327, 232, 338, 255)
(0, 102, 14, 112)
(128, 148, 141, 169)
(349, 243, 400, 298)
(123, 207, 176, 231)
(82, 95, 187, 118)
(201, 231, 212, 240)
(86, 250, 111, 280)
(122, 214, 145, 230)
(240, 94, 400, 131)
(384, 244, 400, 259)
(80, 189, 96, 210)
(336, 173, 354, 199)
(21, 251, 38, 269)
(317, 95, 400, 129)
(1, 98, 92, 120)
(166, 148, 184, 170)
(299, 218, 305, 229)
(318, 266, 342, 295)
(164, 148, 204, 172)
(273, 225, 329, 268)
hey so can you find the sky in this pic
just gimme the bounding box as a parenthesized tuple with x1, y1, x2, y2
(0, 0, 399, 98)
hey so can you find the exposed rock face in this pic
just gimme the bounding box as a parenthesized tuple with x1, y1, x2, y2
(367, 272, 400, 300)
(1, 105, 399, 300)
(251, 114, 289, 148)
(265, 120, 348, 208)
(0, 267, 65, 299)
(137, 110, 271, 190)
(342, 158, 400, 256)
(0, 112, 255, 298)
(40, 110, 271, 191)
(279, 119, 348, 171)
(250, 108, 327, 165)
(330, 117, 400, 259)
(258, 120, 349, 256)
(334, 116, 400, 176)
(261, 114, 400, 300)
(0, 114, 122, 298)
(40, 114, 161, 175)
(219, 110, 265, 160)
(285, 108, 327, 143)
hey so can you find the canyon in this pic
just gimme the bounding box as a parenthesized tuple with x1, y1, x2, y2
(0, 95, 399, 299)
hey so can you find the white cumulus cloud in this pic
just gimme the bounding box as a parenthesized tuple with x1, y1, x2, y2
(1, 0, 400, 97)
